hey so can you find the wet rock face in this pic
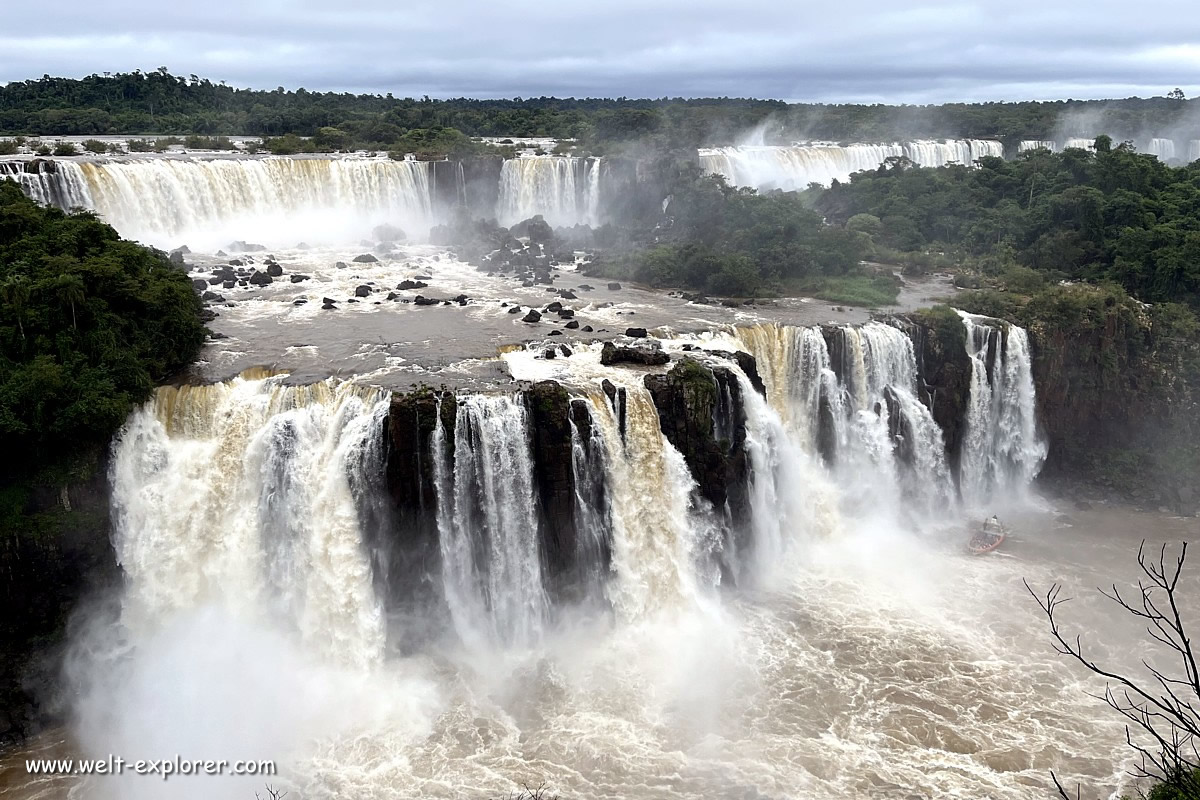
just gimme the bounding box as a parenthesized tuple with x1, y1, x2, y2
(903, 312, 973, 473)
(381, 390, 456, 610)
(644, 358, 753, 582)
(524, 382, 580, 597)
(600, 341, 669, 366)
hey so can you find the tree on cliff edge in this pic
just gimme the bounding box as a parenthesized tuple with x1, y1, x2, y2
(0, 180, 207, 485)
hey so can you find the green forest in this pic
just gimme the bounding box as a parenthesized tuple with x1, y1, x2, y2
(1, 69, 1196, 152)
(0, 181, 206, 497)
(817, 137, 1200, 310)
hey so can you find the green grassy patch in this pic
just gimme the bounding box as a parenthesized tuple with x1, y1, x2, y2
(786, 273, 901, 307)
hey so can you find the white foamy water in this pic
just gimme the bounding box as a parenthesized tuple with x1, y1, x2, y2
(60, 157, 435, 249)
(958, 312, 1047, 508)
(15, 323, 1180, 800)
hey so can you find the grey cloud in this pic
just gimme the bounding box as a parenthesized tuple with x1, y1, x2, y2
(1, 0, 1198, 101)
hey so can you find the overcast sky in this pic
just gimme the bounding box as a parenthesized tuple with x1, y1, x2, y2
(2, 0, 1198, 102)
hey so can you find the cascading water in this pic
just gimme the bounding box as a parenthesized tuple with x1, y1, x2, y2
(1189, 140, 1200, 163)
(433, 393, 549, 648)
(1018, 140, 1057, 152)
(699, 143, 907, 190)
(957, 311, 1047, 505)
(1064, 137, 1096, 150)
(496, 155, 602, 227)
(109, 374, 388, 666)
(699, 139, 1004, 190)
(9, 156, 436, 249)
(0, 160, 92, 208)
(735, 322, 955, 519)
(1147, 138, 1177, 161)
(583, 388, 718, 616)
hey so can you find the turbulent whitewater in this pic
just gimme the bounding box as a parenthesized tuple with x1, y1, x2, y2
(54, 317, 1143, 800)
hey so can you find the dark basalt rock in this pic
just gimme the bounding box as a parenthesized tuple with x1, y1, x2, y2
(266, 264, 283, 277)
(600, 341, 669, 367)
(397, 280, 428, 290)
(191, 279, 207, 291)
(524, 381, 578, 597)
(607, 282, 622, 290)
(201, 291, 224, 302)
(414, 296, 439, 306)
(353, 253, 379, 263)
(645, 358, 752, 583)
(565, 320, 579, 329)
(248, 272, 272, 286)
(625, 327, 648, 338)
(507, 306, 522, 314)
(522, 309, 542, 323)
(702, 350, 766, 396)
(290, 274, 309, 283)
(355, 285, 372, 298)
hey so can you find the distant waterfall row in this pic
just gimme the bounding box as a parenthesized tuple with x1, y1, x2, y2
(108, 313, 1044, 659)
(698, 140, 1005, 190)
(1018, 137, 1200, 162)
(0, 155, 604, 247)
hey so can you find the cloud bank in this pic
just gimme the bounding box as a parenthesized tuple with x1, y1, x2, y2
(2, 0, 1198, 101)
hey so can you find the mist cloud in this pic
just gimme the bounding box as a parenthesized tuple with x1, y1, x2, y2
(1, 0, 1198, 101)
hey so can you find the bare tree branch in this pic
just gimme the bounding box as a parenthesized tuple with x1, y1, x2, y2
(1025, 540, 1200, 798)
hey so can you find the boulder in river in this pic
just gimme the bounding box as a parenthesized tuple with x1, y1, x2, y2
(600, 341, 669, 367)
(353, 253, 379, 263)
(625, 327, 649, 338)
(248, 272, 273, 286)
(355, 285, 372, 297)
(523, 309, 543, 323)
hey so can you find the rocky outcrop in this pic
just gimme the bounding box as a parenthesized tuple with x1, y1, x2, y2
(0, 458, 118, 741)
(381, 389, 454, 611)
(644, 359, 752, 581)
(902, 308, 974, 476)
(524, 382, 579, 597)
(600, 341, 669, 366)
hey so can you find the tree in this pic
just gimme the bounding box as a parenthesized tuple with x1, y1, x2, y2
(48, 273, 85, 331)
(0, 275, 30, 341)
(1168, 88, 1186, 101)
(1027, 542, 1200, 799)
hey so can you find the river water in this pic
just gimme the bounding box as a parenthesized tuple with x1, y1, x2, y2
(0, 503, 1193, 800)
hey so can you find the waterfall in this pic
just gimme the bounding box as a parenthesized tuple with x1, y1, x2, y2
(433, 394, 549, 648)
(496, 155, 602, 227)
(0, 160, 92, 209)
(699, 143, 907, 190)
(1064, 137, 1096, 150)
(569, 411, 611, 603)
(957, 311, 1047, 505)
(1190, 141, 1200, 163)
(8, 156, 436, 248)
(699, 139, 1004, 190)
(1148, 138, 1177, 161)
(736, 322, 955, 518)
(1019, 140, 1057, 152)
(584, 388, 717, 617)
(108, 374, 388, 667)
